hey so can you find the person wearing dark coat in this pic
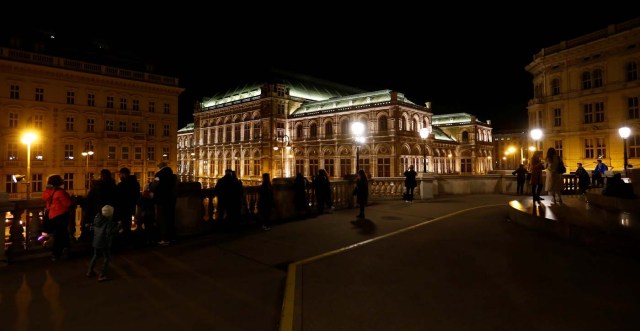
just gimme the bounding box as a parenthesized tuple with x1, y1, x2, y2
(354, 170, 369, 218)
(293, 173, 309, 215)
(87, 205, 118, 282)
(575, 163, 590, 194)
(403, 165, 417, 201)
(150, 162, 177, 245)
(114, 167, 140, 242)
(313, 169, 331, 214)
(512, 164, 529, 195)
(83, 169, 116, 242)
(257, 173, 275, 231)
(214, 169, 237, 222)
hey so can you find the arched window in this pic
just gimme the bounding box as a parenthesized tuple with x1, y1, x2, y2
(412, 119, 418, 132)
(627, 61, 638, 81)
(325, 121, 333, 138)
(341, 119, 349, 135)
(296, 124, 303, 139)
(582, 71, 592, 90)
(462, 131, 469, 143)
(310, 123, 317, 138)
(399, 117, 406, 130)
(551, 78, 560, 96)
(593, 69, 603, 88)
(379, 115, 388, 131)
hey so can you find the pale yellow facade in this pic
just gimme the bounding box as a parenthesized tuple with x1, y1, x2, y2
(526, 18, 640, 173)
(0, 47, 183, 200)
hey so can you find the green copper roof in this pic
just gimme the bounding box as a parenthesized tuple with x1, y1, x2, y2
(292, 90, 416, 116)
(178, 123, 194, 133)
(432, 126, 456, 142)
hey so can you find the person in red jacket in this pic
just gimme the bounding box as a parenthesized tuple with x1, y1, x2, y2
(42, 174, 73, 261)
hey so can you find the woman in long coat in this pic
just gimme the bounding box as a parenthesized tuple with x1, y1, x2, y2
(529, 151, 545, 203)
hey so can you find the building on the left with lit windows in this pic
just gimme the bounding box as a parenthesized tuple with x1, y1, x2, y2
(0, 47, 183, 200)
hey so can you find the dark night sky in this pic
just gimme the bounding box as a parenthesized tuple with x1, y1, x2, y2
(3, 8, 638, 131)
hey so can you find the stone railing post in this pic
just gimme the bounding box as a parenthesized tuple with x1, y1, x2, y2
(418, 173, 436, 199)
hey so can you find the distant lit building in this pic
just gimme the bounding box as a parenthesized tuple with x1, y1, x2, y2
(526, 17, 640, 173)
(492, 130, 529, 170)
(0, 47, 183, 199)
(181, 72, 493, 185)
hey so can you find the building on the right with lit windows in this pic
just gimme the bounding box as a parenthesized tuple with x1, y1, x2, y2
(526, 17, 640, 173)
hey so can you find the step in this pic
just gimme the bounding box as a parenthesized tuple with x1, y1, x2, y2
(507, 196, 640, 256)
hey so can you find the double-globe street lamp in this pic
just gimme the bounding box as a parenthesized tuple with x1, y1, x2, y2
(419, 127, 431, 173)
(81, 150, 94, 195)
(21, 132, 37, 200)
(351, 122, 365, 172)
(619, 126, 631, 177)
(273, 134, 291, 178)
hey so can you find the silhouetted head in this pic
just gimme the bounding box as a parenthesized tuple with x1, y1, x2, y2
(47, 174, 64, 187)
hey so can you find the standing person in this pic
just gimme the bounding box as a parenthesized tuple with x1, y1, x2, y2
(293, 173, 309, 216)
(136, 184, 156, 245)
(86, 205, 118, 282)
(403, 165, 417, 202)
(512, 164, 528, 195)
(545, 147, 564, 203)
(43, 175, 74, 261)
(575, 163, 591, 194)
(592, 159, 608, 187)
(150, 162, 177, 246)
(213, 169, 235, 222)
(114, 167, 140, 244)
(354, 169, 369, 218)
(313, 169, 331, 214)
(530, 151, 545, 203)
(83, 169, 116, 242)
(257, 173, 274, 231)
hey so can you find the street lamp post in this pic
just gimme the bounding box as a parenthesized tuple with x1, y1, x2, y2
(351, 122, 365, 173)
(21, 132, 37, 200)
(508, 146, 516, 168)
(81, 150, 94, 195)
(419, 127, 430, 173)
(273, 134, 290, 178)
(619, 126, 631, 177)
(530, 128, 543, 151)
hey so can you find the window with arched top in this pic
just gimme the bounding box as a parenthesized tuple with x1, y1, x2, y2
(325, 121, 333, 138)
(627, 61, 638, 81)
(399, 117, 406, 130)
(296, 124, 303, 139)
(379, 115, 388, 131)
(462, 131, 469, 143)
(593, 69, 603, 87)
(582, 71, 592, 90)
(412, 119, 418, 132)
(341, 119, 349, 135)
(310, 123, 318, 138)
(551, 78, 560, 96)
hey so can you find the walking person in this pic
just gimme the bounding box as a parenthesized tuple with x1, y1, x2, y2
(512, 164, 528, 195)
(43, 175, 74, 261)
(403, 165, 417, 202)
(257, 173, 274, 231)
(354, 169, 369, 218)
(87, 205, 118, 282)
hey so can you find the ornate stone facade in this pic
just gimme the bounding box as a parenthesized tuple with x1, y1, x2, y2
(182, 73, 493, 186)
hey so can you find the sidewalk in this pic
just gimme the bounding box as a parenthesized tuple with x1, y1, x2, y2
(2, 194, 640, 331)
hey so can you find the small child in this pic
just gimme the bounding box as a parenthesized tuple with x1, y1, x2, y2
(87, 205, 118, 282)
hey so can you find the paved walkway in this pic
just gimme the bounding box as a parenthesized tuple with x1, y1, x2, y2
(2, 194, 640, 331)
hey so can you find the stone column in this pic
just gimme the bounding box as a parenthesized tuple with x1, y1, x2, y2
(418, 173, 436, 200)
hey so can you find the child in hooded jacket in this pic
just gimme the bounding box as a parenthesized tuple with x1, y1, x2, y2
(87, 205, 119, 282)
